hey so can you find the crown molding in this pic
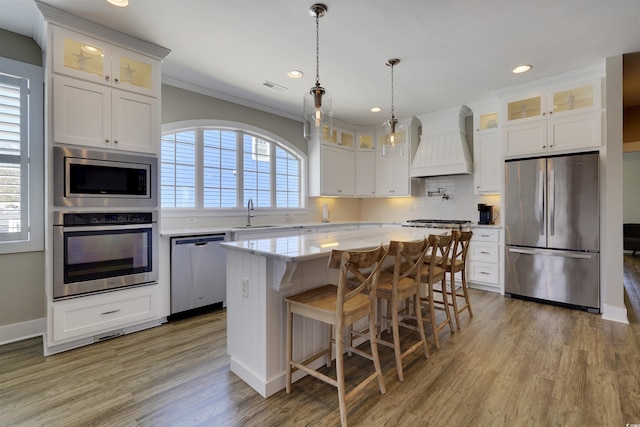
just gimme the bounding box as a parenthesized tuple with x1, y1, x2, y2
(35, 0, 171, 60)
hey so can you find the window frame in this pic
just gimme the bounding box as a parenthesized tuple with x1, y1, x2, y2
(0, 56, 44, 254)
(161, 120, 307, 216)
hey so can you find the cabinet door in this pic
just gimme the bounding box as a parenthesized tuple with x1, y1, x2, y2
(392, 152, 411, 196)
(111, 46, 161, 97)
(53, 76, 111, 148)
(355, 151, 376, 196)
(375, 149, 395, 196)
(112, 89, 159, 153)
(503, 121, 547, 157)
(53, 26, 111, 85)
(547, 110, 601, 152)
(504, 92, 545, 124)
(474, 130, 501, 193)
(547, 79, 600, 116)
(321, 146, 354, 196)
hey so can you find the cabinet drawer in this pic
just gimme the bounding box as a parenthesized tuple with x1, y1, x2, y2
(53, 286, 157, 342)
(469, 242, 499, 262)
(472, 228, 500, 242)
(468, 261, 499, 285)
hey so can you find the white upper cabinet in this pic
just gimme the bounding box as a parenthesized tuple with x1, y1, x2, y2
(502, 77, 602, 157)
(470, 99, 502, 194)
(53, 26, 161, 97)
(321, 125, 355, 148)
(308, 140, 355, 197)
(375, 117, 419, 197)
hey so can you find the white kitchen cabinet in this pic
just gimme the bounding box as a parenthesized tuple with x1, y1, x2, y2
(375, 117, 419, 197)
(52, 26, 161, 97)
(468, 227, 501, 293)
(52, 285, 158, 342)
(355, 150, 376, 197)
(321, 126, 354, 148)
(308, 143, 355, 197)
(53, 75, 159, 153)
(469, 100, 502, 194)
(502, 78, 602, 157)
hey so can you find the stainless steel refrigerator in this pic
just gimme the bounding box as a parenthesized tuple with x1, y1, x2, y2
(504, 152, 600, 312)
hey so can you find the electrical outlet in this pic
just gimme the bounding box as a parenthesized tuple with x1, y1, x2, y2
(241, 278, 249, 297)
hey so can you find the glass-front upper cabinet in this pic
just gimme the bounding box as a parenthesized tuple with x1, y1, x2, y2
(52, 26, 160, 97)
(503, 78, 601, 125)
(478, 112, 499, 131)
(548, 80, 600, 115)
(358, 134, 374, 149)
(321, 126, 354, 148)
(506, 94, 543, 123)
(54, 26, 110, 83)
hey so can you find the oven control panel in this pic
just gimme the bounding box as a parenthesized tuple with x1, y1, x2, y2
(58, 212, 157, 226)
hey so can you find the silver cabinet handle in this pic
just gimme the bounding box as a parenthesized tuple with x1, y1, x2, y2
(101, 309, 121, 315)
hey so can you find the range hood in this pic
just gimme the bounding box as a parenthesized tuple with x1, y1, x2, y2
(411, 105, 473, 177)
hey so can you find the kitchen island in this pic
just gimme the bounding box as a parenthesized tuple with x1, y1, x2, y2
(221, 226, 441, 397)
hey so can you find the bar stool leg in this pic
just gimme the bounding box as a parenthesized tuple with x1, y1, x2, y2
(286, 303, 293, 393)
(390, 296, 404, 381)
(450, 269, 461, 329)
(335, 324, 347, 427)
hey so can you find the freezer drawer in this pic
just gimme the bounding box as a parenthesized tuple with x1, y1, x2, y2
(505, 246, 599, 310)
(171, 235, 226, 315)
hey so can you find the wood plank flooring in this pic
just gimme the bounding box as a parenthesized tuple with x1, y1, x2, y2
(2, 257, 640, 426)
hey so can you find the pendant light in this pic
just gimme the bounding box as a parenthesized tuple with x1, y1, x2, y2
(303, 3, 332, 141)
(382, 58, 406, 156)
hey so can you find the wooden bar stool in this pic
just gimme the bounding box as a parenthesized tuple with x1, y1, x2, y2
(434, 230, 473, 329)
(285, 245, 387, 427)
(419, 234, 455, 350)
(374, 239, 431, 381)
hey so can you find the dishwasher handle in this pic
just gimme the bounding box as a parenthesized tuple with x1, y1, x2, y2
(172, 235, 226, 246)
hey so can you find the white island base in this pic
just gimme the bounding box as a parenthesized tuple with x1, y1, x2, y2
(222, 227, 440, 397)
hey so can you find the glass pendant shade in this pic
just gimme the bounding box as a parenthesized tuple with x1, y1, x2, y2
(303, 83, 332, 140)
(382, 117, 406, 156)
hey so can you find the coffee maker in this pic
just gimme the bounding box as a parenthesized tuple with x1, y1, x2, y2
(478, 203, 494, 224)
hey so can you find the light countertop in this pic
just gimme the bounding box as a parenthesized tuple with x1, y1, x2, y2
(220, 226, 447, 262)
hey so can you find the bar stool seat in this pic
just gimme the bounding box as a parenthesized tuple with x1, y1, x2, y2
(285, 245, 387, 427)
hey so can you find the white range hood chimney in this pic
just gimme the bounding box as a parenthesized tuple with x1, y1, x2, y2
(411, 105, 473, 177)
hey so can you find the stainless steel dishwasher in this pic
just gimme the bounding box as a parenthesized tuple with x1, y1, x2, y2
(170, 234, 226, 316)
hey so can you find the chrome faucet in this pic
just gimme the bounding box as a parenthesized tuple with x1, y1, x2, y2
(246, 198, 254, 226)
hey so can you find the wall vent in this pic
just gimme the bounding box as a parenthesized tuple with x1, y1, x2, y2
(263, 80, 287, 92)
(94, 329, 124, 342)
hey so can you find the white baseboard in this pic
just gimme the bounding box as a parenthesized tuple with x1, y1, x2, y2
(601, 303, 629, 324)
(0, 317, 45, 346)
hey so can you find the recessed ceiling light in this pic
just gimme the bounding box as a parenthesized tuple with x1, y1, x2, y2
(513, 64, 532, 74)
(106, 0, 129, 7)
(370, 107, 382, 113)
(287, 70, 303, 79)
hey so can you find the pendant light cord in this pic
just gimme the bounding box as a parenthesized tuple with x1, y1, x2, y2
(315, 12, 320, 86)
(390, 62, 395, 120)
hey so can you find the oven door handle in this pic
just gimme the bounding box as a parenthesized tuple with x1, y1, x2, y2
(59, 223, 154, 232)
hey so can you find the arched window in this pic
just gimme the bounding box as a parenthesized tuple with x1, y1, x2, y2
(161, 121, 305, 210)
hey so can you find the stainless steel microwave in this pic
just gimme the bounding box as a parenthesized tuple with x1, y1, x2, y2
(54, 146, 158, 207)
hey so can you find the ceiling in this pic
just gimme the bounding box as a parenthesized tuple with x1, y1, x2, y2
(3, 0, 640, 126)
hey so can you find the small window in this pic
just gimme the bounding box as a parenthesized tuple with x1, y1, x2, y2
(161, 124, 304, 210)
(0, 57, 44, 254)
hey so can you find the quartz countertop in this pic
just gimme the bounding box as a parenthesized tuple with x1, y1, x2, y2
(220, 226, 446, 262)
(160, 221, 392, 238)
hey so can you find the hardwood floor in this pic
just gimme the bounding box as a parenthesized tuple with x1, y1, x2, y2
(2, 258, 640, 426)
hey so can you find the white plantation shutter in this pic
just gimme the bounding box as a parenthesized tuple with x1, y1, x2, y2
(0, 73, 28, 242)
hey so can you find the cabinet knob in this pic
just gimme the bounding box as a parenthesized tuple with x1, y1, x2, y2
(105, 139, 109, 143)
(114, 140, 118, 144)
(549, 111, 553, 115)
(114, 78, 119, 83)
(542, 112, 546, 116)
(542, 145, 546, 148)
(105, 75, 110, 81)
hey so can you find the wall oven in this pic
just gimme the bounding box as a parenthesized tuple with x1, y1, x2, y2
(54, 146, 157, 207)
(53, 211, 158, 300)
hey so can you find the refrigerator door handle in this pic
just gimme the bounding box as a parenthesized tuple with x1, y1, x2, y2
(549, 168, 555, 236)
(508, 247, 594, 259)
(538, 170, 545, 236)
